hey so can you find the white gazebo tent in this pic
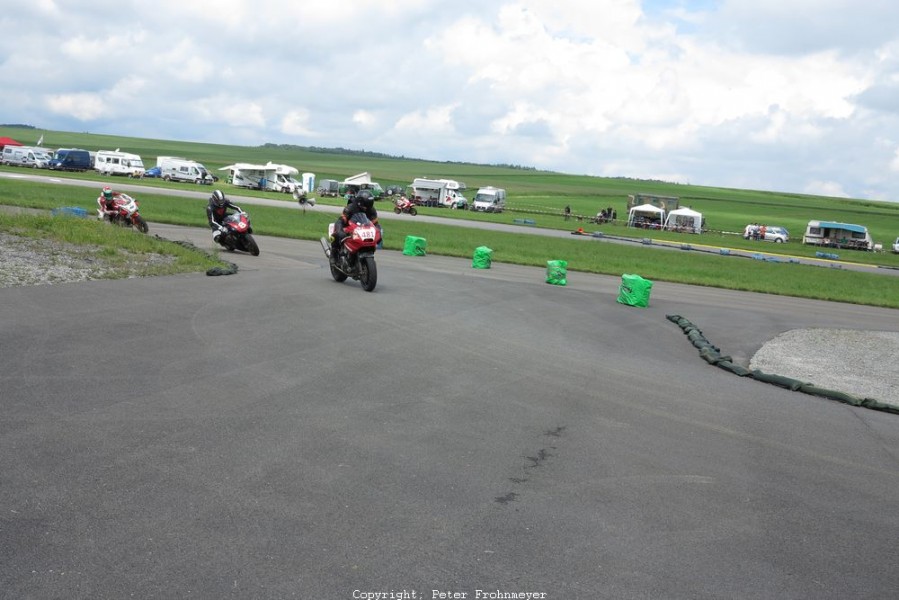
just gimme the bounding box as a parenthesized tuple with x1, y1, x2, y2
(663, 207, 703, 234)
(627, 203, 666, 229)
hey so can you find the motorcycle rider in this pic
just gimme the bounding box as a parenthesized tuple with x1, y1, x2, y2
(96, 186, 122, 220)
(206, 189, 243, 244)
(330, 189, 379, 261)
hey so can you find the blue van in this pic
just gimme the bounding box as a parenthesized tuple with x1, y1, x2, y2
(49, 148, 92, 171)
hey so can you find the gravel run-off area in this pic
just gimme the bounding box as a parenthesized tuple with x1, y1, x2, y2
(750, 328, 899, 406)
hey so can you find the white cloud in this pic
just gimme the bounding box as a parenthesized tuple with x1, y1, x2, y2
(804, 180, 850, 198)
(282, 109, 314, 136)
(45, 93, 107, 121)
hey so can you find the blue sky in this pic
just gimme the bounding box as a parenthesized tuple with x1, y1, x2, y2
(2, 0, 899, 202)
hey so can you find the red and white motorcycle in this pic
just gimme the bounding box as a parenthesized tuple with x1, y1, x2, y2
(320, 213, 381, 292)
(393, 195, 417, 216)
(101, 193, 149, 233)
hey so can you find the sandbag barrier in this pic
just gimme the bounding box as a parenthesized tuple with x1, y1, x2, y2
(666, 315, 899, 415)
(162, 237, 240, 277)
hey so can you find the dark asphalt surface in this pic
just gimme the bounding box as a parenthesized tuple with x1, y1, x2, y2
(2, 220, 898, 599)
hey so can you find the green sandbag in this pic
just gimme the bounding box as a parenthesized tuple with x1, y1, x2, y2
(799, 383, 862, 406)
(472, 246, 493, 269)
(752, 370, 805, 391)
(545, 260, 567, 286)
(402, 235, 427, 256)
(717, 360, 752, 377)
(617, 273, 653, 307)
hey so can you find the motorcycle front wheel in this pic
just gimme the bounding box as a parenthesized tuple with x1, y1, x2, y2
(134, 215, 149, 234)
(359, 256, 377, 292)
(244, 234, 260, 256)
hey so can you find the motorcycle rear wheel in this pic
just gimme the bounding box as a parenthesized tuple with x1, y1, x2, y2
(330, 263, 348, 282)
(409, 207, 417, 216)
(360, 256, 377, 292)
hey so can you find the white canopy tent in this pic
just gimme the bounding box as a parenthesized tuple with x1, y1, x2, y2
(343, 171, 373, 186)
(664, 207, 703, 234)
(627, 203, 666, 229)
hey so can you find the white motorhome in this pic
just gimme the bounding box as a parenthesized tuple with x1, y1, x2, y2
(1, 145, 53, 168)
(221, 162, 312, 195)
(156, 156, 214, 184)
(269, 165, 310, 195)
(95, 150, 145, 177)
(409, 178, 467, 208)
(471, 186, 506, 212)
(803, 220, 874, 251)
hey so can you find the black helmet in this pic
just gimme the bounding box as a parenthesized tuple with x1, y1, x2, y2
(355, 189, 373, 208)
(211, 190, 226, 207)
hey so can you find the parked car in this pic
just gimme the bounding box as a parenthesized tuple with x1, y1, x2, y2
(143, 166, 162, 178)
(743, 224, 789, 243)
(892, 236, 899, 253)
(385, 184, 406, 197)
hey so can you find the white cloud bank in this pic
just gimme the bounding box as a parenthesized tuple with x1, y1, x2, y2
(2, 0, 898, 201)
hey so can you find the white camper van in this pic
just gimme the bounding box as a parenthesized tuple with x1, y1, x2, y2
(471, 186, 506, 212)
(1, 145, 53, 168)
(803, 220, 874, 251)
(95, 150, 145, 177)
(157, 156, 214, 184)
(409, 178, 467, 208)
(222, 162, 313, 195)
(270, 165, 302, 194)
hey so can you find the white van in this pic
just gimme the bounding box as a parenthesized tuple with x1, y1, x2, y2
(471, 186, 506, 212)
(2, 145, 53, 168)
(95, 150, 146, 177)
(157, 156, 214, 184)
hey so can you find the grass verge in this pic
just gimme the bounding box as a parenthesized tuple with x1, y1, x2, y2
(0, 210, 228, 282)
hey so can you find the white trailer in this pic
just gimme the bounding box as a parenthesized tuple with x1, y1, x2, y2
(95, 150, 145, 177)
(157, 156, 214, 184)
(409, 177, 467, 208)
(803, 220, 874, 251)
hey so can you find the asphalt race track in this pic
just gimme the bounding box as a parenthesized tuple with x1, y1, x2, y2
(2, 220, 899, 598)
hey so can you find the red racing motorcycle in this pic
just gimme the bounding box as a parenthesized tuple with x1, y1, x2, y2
(320, 213, 381, 292)
(104, 193, 149, 233)
(217, 211, 260, 256)
(393, 195, 417, 216)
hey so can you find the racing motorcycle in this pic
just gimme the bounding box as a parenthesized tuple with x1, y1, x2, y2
(103, 193, 149, 233)
(319, 213, 381, 292)
(393, 195, 417, 216)
(216, 211, 260, 256)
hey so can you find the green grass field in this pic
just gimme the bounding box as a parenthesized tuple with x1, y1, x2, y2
(2, 125, 899, 308)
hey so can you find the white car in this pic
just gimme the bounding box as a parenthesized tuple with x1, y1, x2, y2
(743, 225, 790, 243)
(892, 236, 899, 253)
